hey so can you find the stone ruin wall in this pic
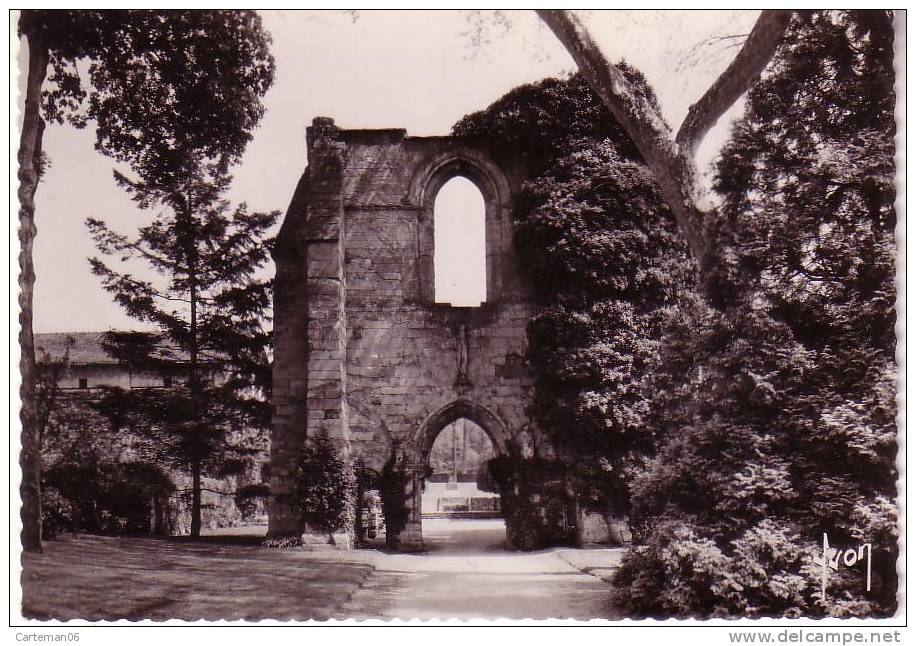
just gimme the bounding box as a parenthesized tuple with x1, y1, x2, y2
(269, 118, 553, 547)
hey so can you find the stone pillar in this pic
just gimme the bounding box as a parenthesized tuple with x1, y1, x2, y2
(393, 464, 425, 551)
(300, 120, 349, 440)
(301, 117, 351, 547)
(268, 117, 352, 545)
(267, 247, 310, 538)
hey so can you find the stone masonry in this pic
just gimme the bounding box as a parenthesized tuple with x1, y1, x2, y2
(268, 117, 556, 549)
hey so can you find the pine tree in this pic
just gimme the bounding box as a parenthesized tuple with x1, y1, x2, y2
(88, 168, 278, 538)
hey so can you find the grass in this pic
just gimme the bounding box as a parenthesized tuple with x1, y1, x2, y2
(20, 533, 377, 621)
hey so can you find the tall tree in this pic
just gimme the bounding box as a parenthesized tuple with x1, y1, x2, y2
(16, 9, 274, 550)
(462, 10, 896, 613)
(614, 11, 897, 618)
(88, 171, 278, 538)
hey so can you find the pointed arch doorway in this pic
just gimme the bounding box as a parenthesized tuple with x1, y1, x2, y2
(382, 400, 509, 552)
(421, 416, 505, 553)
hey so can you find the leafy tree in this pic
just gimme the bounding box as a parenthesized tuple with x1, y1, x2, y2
(615, 11, 897, 618)
(715, 10, 896, 357)
(16, 9, 274, 551)
(87, 172, 278, 538)
(455, 73, 693, 518)
(460, 13, 896, 611)
(464, 10, 895, 613)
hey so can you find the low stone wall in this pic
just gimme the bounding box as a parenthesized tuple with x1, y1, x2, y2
(165, 475, 268, 535)
(41, 392, 268, 537)
(577, 510, 632, 547)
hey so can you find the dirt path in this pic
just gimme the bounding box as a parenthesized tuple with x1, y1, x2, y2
(340, 519, 621, 621)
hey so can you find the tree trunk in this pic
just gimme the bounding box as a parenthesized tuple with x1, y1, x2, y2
(18, 25, 49, 554)
(187, 198, 202, 539)
(190, 459, 202, 538)
(536, 9, 791, 280)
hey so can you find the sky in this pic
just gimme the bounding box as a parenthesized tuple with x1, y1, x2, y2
(435, 177, 487, 306)
(15, 9, 761, 332)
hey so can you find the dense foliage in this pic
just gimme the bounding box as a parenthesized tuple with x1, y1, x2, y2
(453, 70, 646, 175)
(454, 10, 896, 615)
(43, 455, 175, 538)
(615, 10, 897, 618)
(36, 347, 175, 538)
(295, 431, 356, 535)
(29, 10, 275, 185)
(455, 72, 693, 515)
(234, 482, 271, 522)
(487, 454, 571, 550)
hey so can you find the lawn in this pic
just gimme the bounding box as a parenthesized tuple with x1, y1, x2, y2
(20, 533, 378, 621)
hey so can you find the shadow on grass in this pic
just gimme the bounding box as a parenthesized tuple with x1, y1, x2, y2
(20, 532, 376, 621)
(162, 534, 267, 547)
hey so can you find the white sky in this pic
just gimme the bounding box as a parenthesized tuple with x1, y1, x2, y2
(15, 9, 761, 332)
(435, 177, 487, 306)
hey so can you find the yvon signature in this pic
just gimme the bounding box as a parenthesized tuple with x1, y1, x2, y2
(812, 533, 872, 601)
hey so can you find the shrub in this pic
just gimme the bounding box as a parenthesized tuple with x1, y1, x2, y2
(42, 452, 175, 536)
(41, 486, 76, 539)
(294, 431, 356, 534)
(106, 461, 175, 532)
(378, 453, 410, 543)
(487, 454, 573, 550)
(614, 520, 732, 618)
(234, 482, 270, 521)
(615, 517, 887, 619)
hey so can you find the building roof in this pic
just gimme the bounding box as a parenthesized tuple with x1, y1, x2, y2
(35, 332, 118, 364)
(34, 332, 213, 366)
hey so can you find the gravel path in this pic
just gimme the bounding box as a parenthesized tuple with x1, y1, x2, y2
(340, 518, 622, 621)
(20, 520, 624, 621)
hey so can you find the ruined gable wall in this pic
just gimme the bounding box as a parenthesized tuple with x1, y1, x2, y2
(268, 118, 549, 539)
(339, 131, 538, 471)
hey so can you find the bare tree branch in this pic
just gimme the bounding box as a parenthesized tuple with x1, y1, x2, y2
(675, 33, 750, 75)
(675, 10, 792, 153)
